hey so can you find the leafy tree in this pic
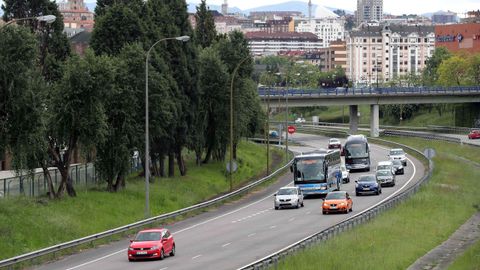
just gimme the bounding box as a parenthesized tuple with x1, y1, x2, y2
(466, 54, 480, 85)
(195, 0, 217, 49)
(91, 3, 146, 56)
(95, 45, 143, 192)
(422, 47, 451, 86)
(437, 56, 469, 86)
(2, 0, 71, 82)
(46, 50, 112, 197)
(197, 47, 229, 163)
(0, 26, 49, 190)
(94, 0, 144, 17)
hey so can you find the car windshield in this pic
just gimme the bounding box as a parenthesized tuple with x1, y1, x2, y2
(135, 232, 161, 241)
(376, 170, 391, 177)
(358, 176, 376, 182)
(325, 192, 346, 200)
(277, 188, 297, 195)
(295, 158, 325, 182)
(329, 139, 340, 144)
(392, 160, 402, 166)
(377, 165, 390, 170)
(390, 150, 404, 155)
(345, 143, 368, 158)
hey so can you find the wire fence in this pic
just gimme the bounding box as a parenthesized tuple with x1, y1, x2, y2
(0, 157, 142, 198)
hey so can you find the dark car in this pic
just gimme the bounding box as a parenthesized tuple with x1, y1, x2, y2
(355, 175, 381, 196)
(468, 130, 480, 139)
(391, 159, 404, 175)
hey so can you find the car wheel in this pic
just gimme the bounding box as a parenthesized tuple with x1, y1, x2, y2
(322, 211, 327, 215)
(350, 205, 353, 212)
(356, 192, 360, 196)
(159, 249, 165, 260)
(169, 244, 175, 256)
(274, 206, 279, 210)
(296, 202, 300, 209)
(128, 258, 133, 262)
(301, 202, 304, 207)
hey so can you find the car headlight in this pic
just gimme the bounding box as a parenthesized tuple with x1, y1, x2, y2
(323, 203, 328, 207)
(129, 247, 134, 251)
(339, 202, 346, 206)
(150, 245, 159, 250)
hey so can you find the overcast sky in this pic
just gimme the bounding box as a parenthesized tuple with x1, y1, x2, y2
(2, 0, 478, 16)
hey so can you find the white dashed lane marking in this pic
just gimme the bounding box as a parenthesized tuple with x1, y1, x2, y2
(231, 209, 270, 223)
(248, 233, 256, 237)
(192, 255, 202, 260)
(222, 243, 231, 248)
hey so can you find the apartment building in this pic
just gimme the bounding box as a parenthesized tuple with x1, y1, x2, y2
(347, 25, 435, 85)
(356, 0, 383, 25)
(296, 17, 346, 48)
(246, 32, 322, 56)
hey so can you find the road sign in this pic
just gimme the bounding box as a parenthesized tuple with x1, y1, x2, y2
(226, 160, 238, 173)
(287, 125, 296, 134)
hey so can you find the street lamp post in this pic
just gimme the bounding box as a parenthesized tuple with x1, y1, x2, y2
(229, 56, 250, 191)
(145, 35, 189, 218)
(0, 15, 56, 29)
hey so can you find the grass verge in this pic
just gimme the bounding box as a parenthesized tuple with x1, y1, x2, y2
(0, 140, 286, 261)
(448, 238, 480, 270)
(272, 136, 480, 270)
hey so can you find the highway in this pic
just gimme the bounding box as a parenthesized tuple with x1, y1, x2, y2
(32, 133, 425, 270)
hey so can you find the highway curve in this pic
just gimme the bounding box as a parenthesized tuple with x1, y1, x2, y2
(32, 133, 425, 270)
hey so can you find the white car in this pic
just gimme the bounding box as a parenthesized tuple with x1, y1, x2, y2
(340, 164, 350, 183)
(294, 117, 306, 123)
(376, 161, 395, 175)
(274, 187, 304, 210)
(388, 148, 407, 166)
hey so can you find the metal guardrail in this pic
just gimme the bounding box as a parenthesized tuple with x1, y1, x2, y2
(383, 129, 462, 143)
(258, 85, 480, 97)
(0, 157, 294, 268)
(238, 130, 433, 270)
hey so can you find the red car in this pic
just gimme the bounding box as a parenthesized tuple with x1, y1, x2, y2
(328, 138, 342, 151)
(468, 130, 480, 139)
(128, 228, 175, 261)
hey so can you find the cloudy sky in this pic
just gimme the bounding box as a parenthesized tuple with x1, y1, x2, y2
(2, 0, 478, 16)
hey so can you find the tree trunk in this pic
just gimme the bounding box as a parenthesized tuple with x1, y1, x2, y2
(233, 142, 238, 160)
(113, 173, 125, 192)
(159, 156, 165, 177)
(107, 177, 114, 192)
(203, 144, 213, 164)
(176, 147, 186, 176)
(42, 165, 56, 199)
(66, 175, 76, 197)
(168, 152, 175, 177)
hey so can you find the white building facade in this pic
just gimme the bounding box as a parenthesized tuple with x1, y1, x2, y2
(347, 25, 435, 86)
(296, 17, 346, 48)
(246, 32, 323, 56)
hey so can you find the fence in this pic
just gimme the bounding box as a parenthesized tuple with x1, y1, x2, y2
(0, 157, 142, 198)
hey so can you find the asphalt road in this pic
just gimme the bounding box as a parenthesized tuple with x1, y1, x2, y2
(32, 133, 425, 270)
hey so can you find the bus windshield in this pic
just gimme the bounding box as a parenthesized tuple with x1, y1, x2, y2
(344, 143, 368, 158)
(294, 158, 325, 182)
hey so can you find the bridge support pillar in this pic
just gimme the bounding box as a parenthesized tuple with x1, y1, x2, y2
(370, 104, 379, 138)
(349, 105, 359, 134)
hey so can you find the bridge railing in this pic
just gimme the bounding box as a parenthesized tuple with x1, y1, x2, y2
(258, 85, 480, 97)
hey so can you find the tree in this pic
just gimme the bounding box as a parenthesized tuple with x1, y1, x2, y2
(195, 0, 217, 49)
(198, 47, 229, 163)
(94, 0, 144, 17)
(466, 54, 480, 85)
(437, 56, 469, 86)
(2, 0, 71, 82)
(46, 50, 112, 197)
(95, 45, 143, 192)
(0, 26, 49, 192)
(91, 3, 146, 56)
(422, 47, 451, 86)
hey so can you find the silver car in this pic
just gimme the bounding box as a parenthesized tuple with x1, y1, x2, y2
(389, 148, 407, 166)
(376, 169, 396, 187)
(274, 187, 304, 210)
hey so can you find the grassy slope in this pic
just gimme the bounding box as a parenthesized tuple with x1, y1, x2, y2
(0, 141, 285, 260)
(274, 137, 480, 270)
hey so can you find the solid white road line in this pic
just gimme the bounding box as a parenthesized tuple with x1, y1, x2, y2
(64, 249, 126, 270)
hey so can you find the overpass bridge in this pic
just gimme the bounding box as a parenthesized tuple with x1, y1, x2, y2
(258, 86, 480, 137)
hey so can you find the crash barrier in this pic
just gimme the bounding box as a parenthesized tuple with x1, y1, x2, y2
(383, 129, 461, 143)
(0, 157, 294, 269)
(238, 129, 433, 270)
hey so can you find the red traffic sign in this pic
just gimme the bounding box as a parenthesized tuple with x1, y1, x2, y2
(287, 125, 296, 134)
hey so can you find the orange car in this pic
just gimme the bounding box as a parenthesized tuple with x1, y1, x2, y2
(322, 191, 353, 214)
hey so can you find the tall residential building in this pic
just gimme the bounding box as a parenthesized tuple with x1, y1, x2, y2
(296, 17, 346, 48)
(347, 25, 435, 85)
(356, 0, 383, 25)
(431, 11, 457, 24)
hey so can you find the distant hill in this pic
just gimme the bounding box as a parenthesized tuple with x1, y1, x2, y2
(244, 1, 352, 16)
(187, 3, 242, 14)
